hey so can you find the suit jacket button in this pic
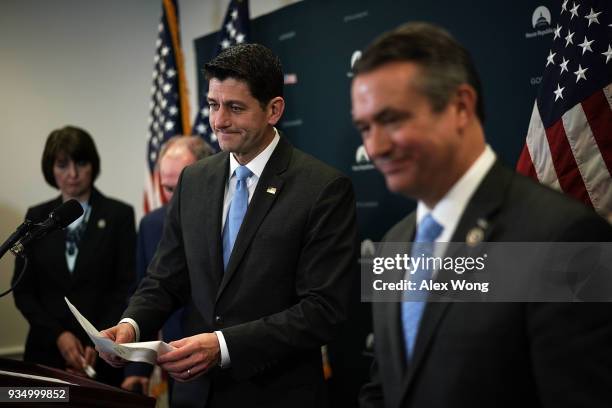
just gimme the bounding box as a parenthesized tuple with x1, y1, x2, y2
(215, 315, 222, 325)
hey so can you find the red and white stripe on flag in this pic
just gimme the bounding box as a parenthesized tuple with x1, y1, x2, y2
(144, 0, 191, 214)
(517, 0, 612, 218)
(143, 162, 166, 214)
(517, 85, 612, 215)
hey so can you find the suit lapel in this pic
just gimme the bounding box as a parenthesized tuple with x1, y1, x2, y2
(384, 216, 417, 375)
(400, 160, 511, 398)
(72, 189, 103, 280)
(387, 215, 450, 383)
(449, 160, 510, 244)
(216, 137, 291, 300)
(204, 154, 230, 287)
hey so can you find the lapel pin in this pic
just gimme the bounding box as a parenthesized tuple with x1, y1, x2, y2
(466, 227, 484, 246)
(97, 219, 106, 229)
(266, 187, 277, 195)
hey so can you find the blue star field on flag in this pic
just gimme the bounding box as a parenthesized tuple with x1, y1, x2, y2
(191, 0, 251, 151)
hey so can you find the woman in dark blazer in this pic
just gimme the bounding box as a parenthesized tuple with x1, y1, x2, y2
(12, 126, 136, 386)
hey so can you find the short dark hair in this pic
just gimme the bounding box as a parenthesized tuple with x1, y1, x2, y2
(203, 43, 283, 108)
(353, 22, 485, 123)
(41, 126, 100, 188)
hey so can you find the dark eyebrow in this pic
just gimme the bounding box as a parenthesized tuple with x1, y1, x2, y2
(206, 97, 245, 107)
(353, 107, 409, 127)
(373, 108, 410, 123)
(225, 100, 246, 107)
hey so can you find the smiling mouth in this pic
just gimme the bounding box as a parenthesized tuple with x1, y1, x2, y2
(376, 159, 409, 174)
(216, 131, 239, 139)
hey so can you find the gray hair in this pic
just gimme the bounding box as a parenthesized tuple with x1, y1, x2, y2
(159, 135, 214, 163)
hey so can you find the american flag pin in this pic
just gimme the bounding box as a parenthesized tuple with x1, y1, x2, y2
(466, 227, 484, 246)
(266, 187, 277, 195)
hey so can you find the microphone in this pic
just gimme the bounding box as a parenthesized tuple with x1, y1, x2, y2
(9, 199, 84, 257)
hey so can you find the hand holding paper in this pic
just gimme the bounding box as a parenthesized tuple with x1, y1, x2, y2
(158, 333, 221, 382)
(97, 323, 137, 368)
(64, 297, 175, 366)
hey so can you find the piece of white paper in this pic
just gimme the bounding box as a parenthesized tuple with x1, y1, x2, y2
(64, 297, 175, 365)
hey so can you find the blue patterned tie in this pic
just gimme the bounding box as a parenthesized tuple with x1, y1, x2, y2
(222, 165, 252, 270)
(402, 214, 443, 361)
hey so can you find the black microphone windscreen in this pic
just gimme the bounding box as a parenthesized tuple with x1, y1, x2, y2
(51, 199, 84, 228)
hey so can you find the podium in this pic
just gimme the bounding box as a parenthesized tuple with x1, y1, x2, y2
(0, 357, 155, 407)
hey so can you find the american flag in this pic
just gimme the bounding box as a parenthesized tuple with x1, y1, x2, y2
(144, 0, 191, 213)
(517, 0, 612, 218)
(191, 0, 250, 151)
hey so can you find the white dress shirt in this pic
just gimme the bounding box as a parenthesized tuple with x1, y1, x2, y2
(221, 130, 280, 230)
(416, 144, 496, 247)
(65, 201, 91, 272)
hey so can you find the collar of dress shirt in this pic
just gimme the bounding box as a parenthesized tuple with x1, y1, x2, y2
(228, 128, 280, 180)
(416, 144, 496, 242)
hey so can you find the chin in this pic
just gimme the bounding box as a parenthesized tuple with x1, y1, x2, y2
(385, 175, 406, 192)
(217, 140, 233, 152)
(385, 177, 416, 198)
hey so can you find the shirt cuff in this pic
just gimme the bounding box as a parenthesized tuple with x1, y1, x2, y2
(214, 331, 231, 368)
(119, 318, 140, 342)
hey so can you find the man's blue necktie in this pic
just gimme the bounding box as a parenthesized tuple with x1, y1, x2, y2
(222, 165, 252, 270)
(402, 213, 443, 361)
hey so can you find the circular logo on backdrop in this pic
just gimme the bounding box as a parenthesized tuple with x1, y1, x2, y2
(352, 144, 374, 172)
(525, 5, 553, 39)
(532, 6, 551, 29)
(361, 239, 375, 258)
(355, 145, 370, 164)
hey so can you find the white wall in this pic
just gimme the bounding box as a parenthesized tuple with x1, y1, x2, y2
(0, 0, 299, 356)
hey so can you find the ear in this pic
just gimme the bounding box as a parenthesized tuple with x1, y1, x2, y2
(266, 97, 285, 126)
(452, 84, 477, 129)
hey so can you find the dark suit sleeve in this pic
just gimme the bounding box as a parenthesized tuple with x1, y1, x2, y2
(359, 357, 385, 408)
(528, 212, 612, 407)
(99, 205, 136, 329)
(12, 208, 65, 340)
(222, 176, 358, 380)
(527, 302, 612, 407)
(122, 182, 191, 339)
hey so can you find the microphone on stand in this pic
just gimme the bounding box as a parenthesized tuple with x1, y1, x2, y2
(7, 199, 84, 258)
(0, 199, 84, 297)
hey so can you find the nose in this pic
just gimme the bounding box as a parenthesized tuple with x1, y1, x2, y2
(67, 162, 78, 178)
(364, 125, 392, 161)
(212, 106, 230, 130)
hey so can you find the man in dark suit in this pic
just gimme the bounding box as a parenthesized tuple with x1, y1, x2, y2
(122, 135, 213, 394)
(351, 22, 612, 407)
(98, 43, 358, 407)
